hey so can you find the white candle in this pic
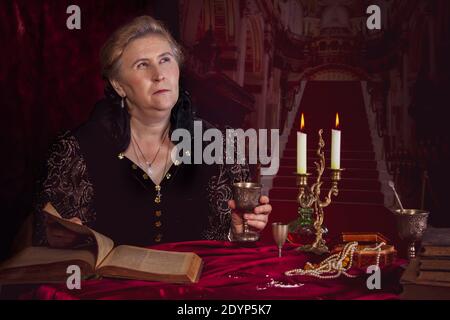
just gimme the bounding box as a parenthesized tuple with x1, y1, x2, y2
(331, 113, 341, 169)
(297, 113, 307, 174)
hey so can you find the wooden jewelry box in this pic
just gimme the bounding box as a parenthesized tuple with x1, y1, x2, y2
(331, 232, 397, 269)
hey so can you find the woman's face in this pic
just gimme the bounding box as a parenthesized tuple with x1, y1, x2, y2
(111, 34, 180, 113)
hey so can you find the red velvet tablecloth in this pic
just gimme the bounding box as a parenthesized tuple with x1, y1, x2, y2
(6, 240, 406, 300)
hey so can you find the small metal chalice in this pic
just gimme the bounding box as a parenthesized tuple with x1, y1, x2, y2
(232, 182, 262, 242)
(394, 209, 429, 260)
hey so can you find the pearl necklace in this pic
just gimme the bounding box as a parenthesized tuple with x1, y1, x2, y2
(285, 242, 386, 280)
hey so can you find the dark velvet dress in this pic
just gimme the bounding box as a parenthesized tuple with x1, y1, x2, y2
(32, 115, 250, 247)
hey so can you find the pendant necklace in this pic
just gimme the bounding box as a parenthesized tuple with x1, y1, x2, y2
(154, 144, 171, 204)
(131, 124, 169, 177)
(131, 124, 171, 203)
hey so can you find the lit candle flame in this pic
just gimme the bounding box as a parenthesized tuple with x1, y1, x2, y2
(335, 113, 340, 129)
(300, 113, 305, 131)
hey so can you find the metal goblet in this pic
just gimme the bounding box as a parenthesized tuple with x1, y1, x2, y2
(232, 182, 262, 242)
(394, 209, 429, 260)
(272, 222, 289, 258)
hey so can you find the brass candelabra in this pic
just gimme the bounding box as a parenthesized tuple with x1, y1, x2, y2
(296, 129, 344, 255)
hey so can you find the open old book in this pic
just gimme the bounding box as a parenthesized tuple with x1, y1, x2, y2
(0, 203, 203, 284)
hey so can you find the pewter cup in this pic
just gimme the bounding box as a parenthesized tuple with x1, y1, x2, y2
(272, 222, 289, 258)
(394, 209, 429, 260)
(232, 182, 262, 242)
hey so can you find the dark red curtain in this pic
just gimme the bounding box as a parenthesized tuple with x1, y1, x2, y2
(0, 0, 178, 259)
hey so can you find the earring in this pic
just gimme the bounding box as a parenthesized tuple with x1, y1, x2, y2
(121, 97, 125, 109)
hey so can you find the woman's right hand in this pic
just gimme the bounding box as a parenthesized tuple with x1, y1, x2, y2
(45, 216, 84, 248)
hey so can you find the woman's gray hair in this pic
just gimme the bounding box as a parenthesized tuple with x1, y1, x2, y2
(100, 15, 184, 80)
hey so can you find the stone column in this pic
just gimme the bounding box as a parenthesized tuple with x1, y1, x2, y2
(402, 53, 412, 146)
(259, 53, 270, 129)
(428, 17, 436, 80)
(237, 16, 247, 86)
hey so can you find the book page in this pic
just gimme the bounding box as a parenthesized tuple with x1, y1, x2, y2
(401, 258, 450, 288)
(421, 246, 450, 257)
(0, 246, 96, 270)
(42, 204, 114, 269)
(422, 228, 450, 246)
(98, 245, 193, 275)
(418, 270, 450, 283)
(0, 247, 96, 284)
(420, 259, 450, 271)
(89, 229, 115, 269)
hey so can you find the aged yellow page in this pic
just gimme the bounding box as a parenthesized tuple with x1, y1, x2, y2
(98, 245, 193, 275)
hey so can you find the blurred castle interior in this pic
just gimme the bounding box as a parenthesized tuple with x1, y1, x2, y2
(2, 0, 450, 257)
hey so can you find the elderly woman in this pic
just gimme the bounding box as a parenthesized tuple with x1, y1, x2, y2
(33, 16, 271, 248)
